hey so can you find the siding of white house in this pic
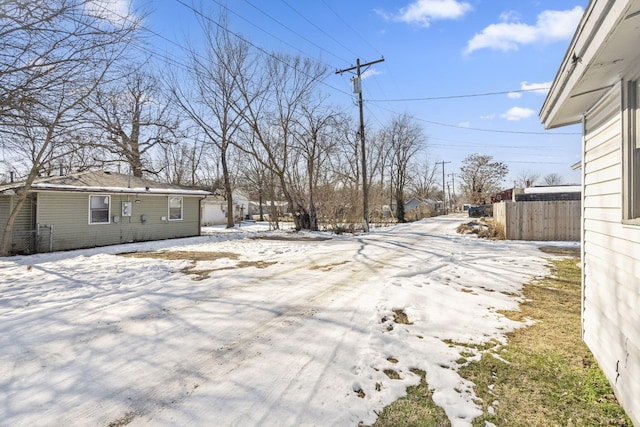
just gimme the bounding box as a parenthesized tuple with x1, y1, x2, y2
(583, 84, 640, 425)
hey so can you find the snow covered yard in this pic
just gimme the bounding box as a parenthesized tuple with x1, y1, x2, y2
(0, 214, 576, 427)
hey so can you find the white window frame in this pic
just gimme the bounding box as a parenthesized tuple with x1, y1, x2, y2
(168, 196, 183, 221)
(89, 195, 111, 225)
(623, 80, 640, 224)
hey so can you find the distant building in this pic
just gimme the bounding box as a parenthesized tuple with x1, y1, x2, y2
(515, 185, 581, 202)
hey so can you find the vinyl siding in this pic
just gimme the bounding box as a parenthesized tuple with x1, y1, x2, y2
(582, 83, 640, 425)
(0, 194, 36, 253)
(35, 192, 201, 252)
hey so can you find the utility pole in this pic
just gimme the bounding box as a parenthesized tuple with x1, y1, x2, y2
(336, 57, 384, 232)
(436, 161, 450, 214)
(448, 173, 456, 212)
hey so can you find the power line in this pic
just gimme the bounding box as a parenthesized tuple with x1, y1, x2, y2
(279, 0, 360, 59)
(241, 0, 350, 64)
(175, 0, 352, 97)
(370, 103, 580, 135)
(368, 87, 551, 102)
(319, 0, 383, 58)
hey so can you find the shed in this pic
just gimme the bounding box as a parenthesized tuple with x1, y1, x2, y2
(540, 1, 640, 423)
(0, 170, 210, 254)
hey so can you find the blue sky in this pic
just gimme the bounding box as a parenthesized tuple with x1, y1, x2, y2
(136, 0, 587, 187)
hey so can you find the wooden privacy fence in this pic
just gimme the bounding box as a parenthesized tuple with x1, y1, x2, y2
(493, 201, 581, 241)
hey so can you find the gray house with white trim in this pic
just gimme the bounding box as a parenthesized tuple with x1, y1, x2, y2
(540, 1, 640, 424)
(0, 170, 210, 254)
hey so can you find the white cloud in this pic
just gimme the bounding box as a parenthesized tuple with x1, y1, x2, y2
(465, 6, 583, 54)
(508, 81, 551, 99)
(480, 114, 495, 120)
(84, 0, 134, 25)
(458, 121, 471, 128)
(499, 10, 521, 22)
(501, 107, 536, 121)
(521, 81, 551, 95)
(377, 0, 472, 27)
(361, 69, 383, 80)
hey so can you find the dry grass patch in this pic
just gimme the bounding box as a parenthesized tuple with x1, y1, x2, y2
(456, 218, 505, 240)
(538, 246, 580, 256)
(460, 257, 632, 427)
(384, 369, 402, 380)
(370, 258, 631, 427)
(368, 369, 450, 427)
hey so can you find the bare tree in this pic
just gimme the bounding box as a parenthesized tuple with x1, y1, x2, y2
(236, 150, 270, 221)
(330, 116, 362, 223)
(235, 52, 328, 230)
(290, 100, 343, 230)
(0, 0, 140, 256)
(380, 114, 425, 223)
(459, 154, 508, 205)
(411, 159, 439, 201)
(543, 172, 564, 186)
(171, 11, 251, 228)
(516, 169, 540, 188)
(156, 129, 209, 186)
(85, 64, 179, 177)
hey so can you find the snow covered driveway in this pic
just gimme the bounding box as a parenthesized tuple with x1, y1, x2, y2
(0, 215, 572, 426)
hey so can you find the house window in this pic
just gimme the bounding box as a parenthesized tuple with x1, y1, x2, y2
(623, 80, 640, 223)
(89, 195, 110, 224)
(168, 196, 183, 220)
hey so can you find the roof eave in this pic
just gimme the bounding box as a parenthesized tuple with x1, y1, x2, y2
(540, 0, 627, 129)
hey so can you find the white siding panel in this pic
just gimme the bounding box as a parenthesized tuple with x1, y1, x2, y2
(583, 206, 620, 222)
(583, 149, 621, 176)
(583, 164, 622, 188)
(583, 178, 619, 197)
(582, 83, 640, 426)
(583, 193, 621, 209)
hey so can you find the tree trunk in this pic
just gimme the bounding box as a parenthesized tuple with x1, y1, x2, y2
(396, 193, 406, 223)
(220, 144, 234, 228)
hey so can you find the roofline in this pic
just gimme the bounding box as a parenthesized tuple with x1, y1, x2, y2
(540, 0, 622, 127)
(29, 185, 211, 196)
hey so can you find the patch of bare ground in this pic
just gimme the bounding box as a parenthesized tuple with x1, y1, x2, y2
(107, 411, 137, 427)
(392, 308, 413, 325)
(251, 235, 331, 241)
(182, 260, 277, 281)
(119, 250, 239, 262)
(118, 251, 276, 280)
(309, 261, 349, 271)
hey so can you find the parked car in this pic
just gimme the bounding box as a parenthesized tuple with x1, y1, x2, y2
(468, 205, 493, 217)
